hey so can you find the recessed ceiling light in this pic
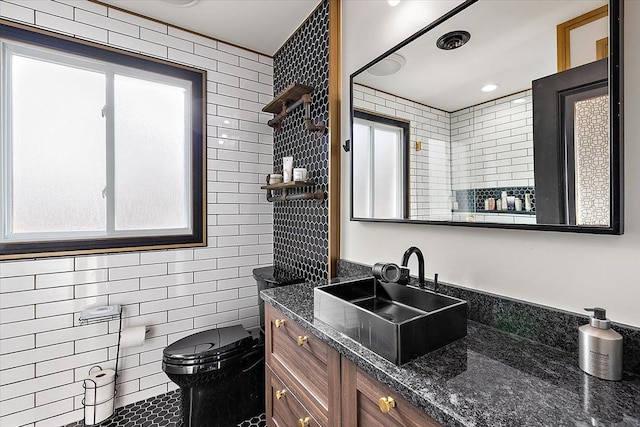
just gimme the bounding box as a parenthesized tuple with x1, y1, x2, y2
(160, 0, 200, 6)
(482, 84, 499, 92)
(388, 0, 401, 6)
(366, 53, 406, 77)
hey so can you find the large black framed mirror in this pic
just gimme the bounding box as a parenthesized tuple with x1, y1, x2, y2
(349, 0, 623, 234)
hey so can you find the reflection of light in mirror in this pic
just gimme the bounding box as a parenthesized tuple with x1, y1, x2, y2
(218, 140, 225, 144)
(481, 84, 499, 92)
(366, 53, 406, 76)
(512, 98, 526, 104)
(388, 0, 400, 6)
(221, 133, 228, 138)
(223, 120, 230, 125)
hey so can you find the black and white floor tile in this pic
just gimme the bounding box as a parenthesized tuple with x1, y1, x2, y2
(65, 390, 265, 427)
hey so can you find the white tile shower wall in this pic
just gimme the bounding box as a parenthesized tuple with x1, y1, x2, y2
(0, 1, 273, 426)
(450, 91, 534, 190)
(352, 84, 452, 221)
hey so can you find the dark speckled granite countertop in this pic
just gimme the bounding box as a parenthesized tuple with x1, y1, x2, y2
(260, 282, 640, 427)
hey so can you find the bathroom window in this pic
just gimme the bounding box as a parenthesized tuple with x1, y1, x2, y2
(352, 111, 409, 219)
(0, 23, 206, 259)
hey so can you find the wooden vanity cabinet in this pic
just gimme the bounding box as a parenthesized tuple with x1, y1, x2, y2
(341, 359, 442, 427)
(266, 367, 322, 427)
(265, 304, 341, 427)
(265, 304, 442, 427)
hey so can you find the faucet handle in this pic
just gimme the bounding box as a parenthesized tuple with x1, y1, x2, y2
(397, 267, 410, 285)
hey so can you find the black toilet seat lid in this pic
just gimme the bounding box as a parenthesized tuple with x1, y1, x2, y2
(163, 325, 252, 363)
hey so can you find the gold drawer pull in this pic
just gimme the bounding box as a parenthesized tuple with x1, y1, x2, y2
(275, 319, 285, 328)
(378, 396, 396, 414)
(298, 417, 310, 427)
(297, 335, 308, 346)
(275, 389, 286, 400)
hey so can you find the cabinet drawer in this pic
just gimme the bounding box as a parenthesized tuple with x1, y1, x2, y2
(265, 305, 341, 427)
(267, 367, 322, 427)
(355, 366, 441, 427)
(267, 304, 328, 369)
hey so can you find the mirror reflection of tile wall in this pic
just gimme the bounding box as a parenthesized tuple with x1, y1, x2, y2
(353, 85, 451, 221)
(353, 83, 535, 225)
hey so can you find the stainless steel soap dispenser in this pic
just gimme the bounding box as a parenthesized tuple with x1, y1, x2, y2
(579, 307, 623, 381)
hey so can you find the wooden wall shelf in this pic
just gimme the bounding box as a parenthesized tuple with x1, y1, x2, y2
(262, 83, 314, 114)
(262, 83, 325, 133)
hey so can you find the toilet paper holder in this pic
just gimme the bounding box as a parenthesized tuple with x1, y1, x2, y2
(78, 305, 125, 381)
(79, 306, 123, 425)
(82, 365, 117, 426)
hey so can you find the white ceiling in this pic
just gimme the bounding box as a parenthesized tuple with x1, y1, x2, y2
(353, 0, 607, 112)
(98, 0, 321, 56)
(97, 0, 608, 109)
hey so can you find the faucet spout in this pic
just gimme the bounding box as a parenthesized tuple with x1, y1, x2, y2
(401, 246, 425, 288)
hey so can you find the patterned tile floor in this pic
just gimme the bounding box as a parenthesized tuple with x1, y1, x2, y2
(65, 390, 265, 427)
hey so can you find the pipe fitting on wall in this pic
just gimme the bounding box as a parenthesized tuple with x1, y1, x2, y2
(301, 93, 326, 134)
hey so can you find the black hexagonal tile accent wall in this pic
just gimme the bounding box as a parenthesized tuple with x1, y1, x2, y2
(272, 0, 330, 283)
(65, 390, 265, 427)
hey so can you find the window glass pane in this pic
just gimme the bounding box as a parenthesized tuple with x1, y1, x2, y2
(575, 94, 610, 226)
(113, 74, 190, 231)
(353, 123, 371, 218)
(10, 55, 106, 234)
(373, 128, 399, 218)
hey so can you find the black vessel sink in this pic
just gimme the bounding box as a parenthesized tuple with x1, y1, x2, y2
(313, 277, 467, 365)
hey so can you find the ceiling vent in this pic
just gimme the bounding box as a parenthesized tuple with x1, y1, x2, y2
(436, 31, 471, 51)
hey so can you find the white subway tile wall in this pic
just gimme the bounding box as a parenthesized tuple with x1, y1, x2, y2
(353, 85, 534, 222)
(0, 1, 273, 426)
(450, 91, 534, 190)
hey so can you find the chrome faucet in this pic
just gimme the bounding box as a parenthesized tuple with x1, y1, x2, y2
(401, 247, 425, 288)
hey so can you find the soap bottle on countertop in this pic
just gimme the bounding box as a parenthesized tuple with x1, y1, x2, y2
(579, 307, 623, 381)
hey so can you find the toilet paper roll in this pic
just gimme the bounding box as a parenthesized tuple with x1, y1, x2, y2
(120, 326, 146, 349)
(84, 369, 116, 405)
(84, 397, 115, 425)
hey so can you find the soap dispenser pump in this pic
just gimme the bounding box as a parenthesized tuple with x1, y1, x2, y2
(578, 307, 623, 381)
